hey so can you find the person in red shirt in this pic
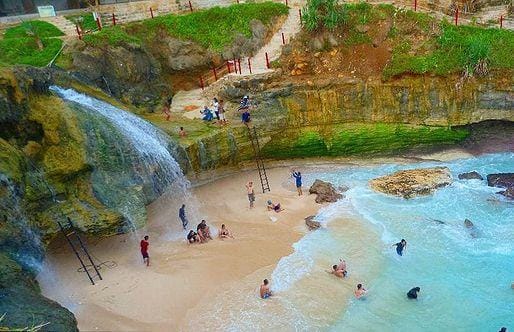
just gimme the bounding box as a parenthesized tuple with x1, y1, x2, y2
(140, 235, 150, 267)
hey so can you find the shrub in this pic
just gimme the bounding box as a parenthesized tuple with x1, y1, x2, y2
(302, 0, 348, 32)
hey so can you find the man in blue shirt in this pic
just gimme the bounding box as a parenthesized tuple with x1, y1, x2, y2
(179, 204, 188, 230)
(292, 170, 303, 196)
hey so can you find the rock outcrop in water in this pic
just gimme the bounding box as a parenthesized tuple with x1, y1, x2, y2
(309, 179, 343, 203)
(305, 215, 321, 230)
(487, 173, 514, 199)
(458, 171, 484, 180)
(369, 167, 452, 198)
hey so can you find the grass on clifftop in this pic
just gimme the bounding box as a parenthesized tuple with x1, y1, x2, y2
(83, 2, 288, 51)
(0, 21, 63, 67)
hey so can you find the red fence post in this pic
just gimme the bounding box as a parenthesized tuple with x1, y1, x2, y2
(226, 61, 231, 73)
(299, 8, 302, 22)
(281, 32, 285, 45)
(199, 76, 204, 90)
(454, 7, 459, 26)
(500, 15, 503, 29)
(75, 24, 82, 40)
(189, 1, 193, 12)
(95, 16, 102, 30)
(236, 0, 239, 3)
(238, 58, 242, 74)
(265, 52, 270, 69)
(285, 0, 288, 6)
(112, 13, 116, 26)
(150, 7, 154, 18)
(247, 58, 252, 74)
(233, 58, 238, 73)
(414, 0, 417, 11)
(212, 67, 218, 81)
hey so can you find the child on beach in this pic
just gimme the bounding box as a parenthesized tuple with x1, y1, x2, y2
(140, 235, 150, 267)
(187, 230, 200, 244)
(260, 279, 273, 299)
(246, 181, 255, 208)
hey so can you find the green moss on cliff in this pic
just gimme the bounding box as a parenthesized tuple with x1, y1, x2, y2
(261, 123, 469, 158)
(0, 139, 24, 182)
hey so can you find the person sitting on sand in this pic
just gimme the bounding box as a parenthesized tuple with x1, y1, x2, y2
(267, 200, 283, 213)
(218, 224, 234, 239)
(355, 283, 367, 299)
(407, 287, 420, 299)
(393, 239, 407, 256)
(187, 230, 200, 244)
(260, 279, 273, 299)
(328, 265, 346, 278)
(197, 220, 212, 241)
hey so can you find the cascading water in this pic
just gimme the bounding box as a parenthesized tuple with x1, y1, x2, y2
(49, 86, 197, 237)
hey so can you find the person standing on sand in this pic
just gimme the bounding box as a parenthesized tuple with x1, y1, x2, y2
(355, 283, 367, 299)
(246, 181, 255, 208)
(179, 204, 188, 230)
(292, 170, 303, 196)
(218, 99, 227, 124)
(212, 97, 220, 121)
(140, 235, 150, 267)
(393, 239, 407, 256)
(260, 279, 273, 299)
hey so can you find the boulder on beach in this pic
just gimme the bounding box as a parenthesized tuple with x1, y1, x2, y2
(458, 171, 484, 180)
(487, 173, 514, 199)
(369, 167, 452, 199)
(305, 215, 321, 230)
(309, 179, 343, 203)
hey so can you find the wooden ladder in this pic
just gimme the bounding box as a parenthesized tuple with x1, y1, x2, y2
(247, 126, 270, 193)
(57, 218, 103, 285)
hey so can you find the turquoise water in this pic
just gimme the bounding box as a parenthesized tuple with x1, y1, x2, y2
(273, 153, 514, 331)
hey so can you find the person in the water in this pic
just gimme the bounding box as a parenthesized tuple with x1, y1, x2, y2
(260, 279, 273, 299)
(354, 283, 367, 299)
(393, 239, 407, 256)
(328, 265, 346, 278)
(407, 287, 420, 299)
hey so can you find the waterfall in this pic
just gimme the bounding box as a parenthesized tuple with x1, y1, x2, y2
(49, 86, 192, 234)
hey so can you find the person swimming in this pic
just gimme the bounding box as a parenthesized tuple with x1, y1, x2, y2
(260, 279, 273, 299)
(407, 287, 420, 299)
(393, 239, 407, 256)
(329, 265, 346, 278)
(337, 259, 347, 277)
(355, 283, 367, 299)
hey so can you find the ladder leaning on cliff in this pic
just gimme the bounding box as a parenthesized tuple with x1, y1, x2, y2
(247, 125, 271, 193)
(57, 218, 103, 285)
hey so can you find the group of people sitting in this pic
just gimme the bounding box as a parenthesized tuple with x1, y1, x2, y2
(187, 220, 233, 244)
(201, 97, 227, 124)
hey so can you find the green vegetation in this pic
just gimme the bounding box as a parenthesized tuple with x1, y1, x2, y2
(65, 13, 98, 32)
(83, 26, 141, 47)
(302, 0, 348, 32)
(3, 20, 64, 39)
(84, 2, 288, 51)
(0, 21, 63, 67)
(261, 123, 469, 159)
(384, 21, 514, 78)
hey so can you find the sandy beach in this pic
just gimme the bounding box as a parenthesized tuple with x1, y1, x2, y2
(38, 167, 338, 331)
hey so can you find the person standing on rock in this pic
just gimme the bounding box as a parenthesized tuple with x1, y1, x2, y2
(218, 99, 227, 125)
(140, 235, 150, 267)
(162, 99, 171, 121)
(212, 97, 220, 121)
(246, 181, 255, 208)
(393, 239, 407, 256)
(179, 204, 188, 230)
(292, 170, 303, 196)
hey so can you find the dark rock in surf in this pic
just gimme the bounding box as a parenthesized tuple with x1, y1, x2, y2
(309, 180, 343, 203)
(464, 219, 474, 228)
(487, 173, 514, 199)
(305, 215, 321, 230)
(458, 171, 484, 180)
